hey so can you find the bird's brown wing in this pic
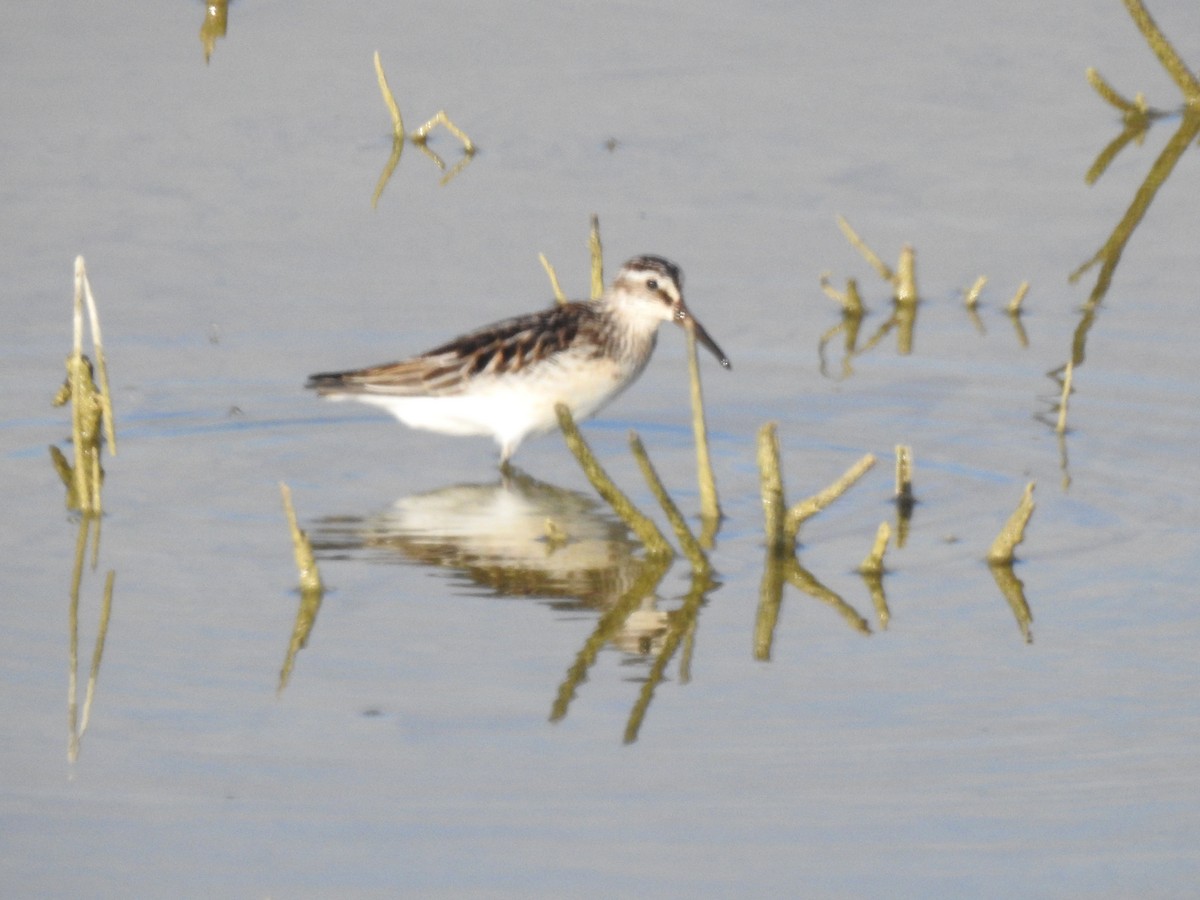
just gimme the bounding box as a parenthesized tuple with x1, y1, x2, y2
(306, 301, 603, 397)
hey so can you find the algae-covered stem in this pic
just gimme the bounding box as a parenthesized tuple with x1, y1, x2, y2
(1006, 281, 1030, 316)
(756, 422, 786, 556)
(894, 445, 913, 502)
(895, 244, 917, 306)
(588, 214, 604, 301)
(963, 275, 987, 311)
(373, 50, 404, 138)
(413, 110, 476, 156)
(538, 253, 568, 305)
(1056, 360, 1074, 436)
(858, 521, 891, 576)
(820, 273, 865, 316)
(687, 326, 721, 526)
(785, 452, 876, 543)
(1085, 67, 1146, 113)
(834, 216, 918, 305)
(1121, 0, 1200, 99)
(836, 215, 894, 283)
(74, 256, 117, 454)
(987, 482, 1036, 565)
(280, 482, 323, 593)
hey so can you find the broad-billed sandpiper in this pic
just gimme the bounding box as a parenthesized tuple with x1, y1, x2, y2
(307, 255, 729, 463)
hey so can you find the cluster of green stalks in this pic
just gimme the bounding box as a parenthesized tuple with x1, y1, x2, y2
(815, 0, 1196, 572)
(540, 216, 1046, 736)
(51, 257, 119, 761)
(1054, 0, 1200, 485)
(372, 51, 477, 205)
(755, 430, 1037, 649)
(818, 217, 1032, 380)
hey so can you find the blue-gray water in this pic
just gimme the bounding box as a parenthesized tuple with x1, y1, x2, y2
(3, 2, 1199, 896)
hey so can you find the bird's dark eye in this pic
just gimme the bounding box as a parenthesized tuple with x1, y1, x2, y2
(646, 279, 659, 291)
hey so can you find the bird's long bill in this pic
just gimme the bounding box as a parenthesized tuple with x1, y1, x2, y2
(677, 307, 731, 369)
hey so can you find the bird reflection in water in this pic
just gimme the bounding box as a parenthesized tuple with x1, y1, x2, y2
(307, 468, 671, 653)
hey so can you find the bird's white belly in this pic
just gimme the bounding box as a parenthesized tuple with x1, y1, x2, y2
(339, 355, 638, 446)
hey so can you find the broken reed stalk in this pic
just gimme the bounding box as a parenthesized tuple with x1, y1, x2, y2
(837, 215, 893, 282)
(538, 253, 568, 304)
(629, 433, 709, 573)
(280, 483, 323, 593)
(1086, 67, 1144, 112)
(757, 423, 787, 555)
(1056, 360, 1074, 435)
(199, 0, 228, 63)
(588, 214, 604, 300)
(820, 273, 864, 316)
(964, 276, 988, 310)
(413, 110, 476, 155)
(72, 259, 84, 358)
(1122, 0, 1200, 99)
(843, 279, 864, 316)
(373, 50, 404, 137)
(895, 244, 917, 306)
(835, 217, 917, 304)
(76, 258, 117, 453)
(56, 258, 114, 514)
(988, 482, 1036, 565)
(555, 404, 672, 558)
(687, 326, 721, 524)
(894, 445, 914, 503)
(1007, 281, 1030, 316)
(784, 452, 876, 542)
(61, 355, 100, 514)
(370, 53, 474, 195)
(858, 522, 891, 576)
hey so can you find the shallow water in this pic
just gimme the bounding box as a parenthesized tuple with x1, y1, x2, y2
(3, 1, 1200, 896)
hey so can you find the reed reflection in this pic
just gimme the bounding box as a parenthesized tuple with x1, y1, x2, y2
(304, 469, 717, 741)
(754, 424, 875, 661)
(371, 52, 477, 205)
(818, 221, 921, 377)
(52, 256, 118, 763)
(817, 219, 1032, 380)
(1070, 0, 1200, 331)
(1044, 1, 1200, 488)
(199, 1, 229, 64)
(66, 516, 115, 763)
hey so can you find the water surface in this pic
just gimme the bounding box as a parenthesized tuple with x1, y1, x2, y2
(3, 1, 1199, 896)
